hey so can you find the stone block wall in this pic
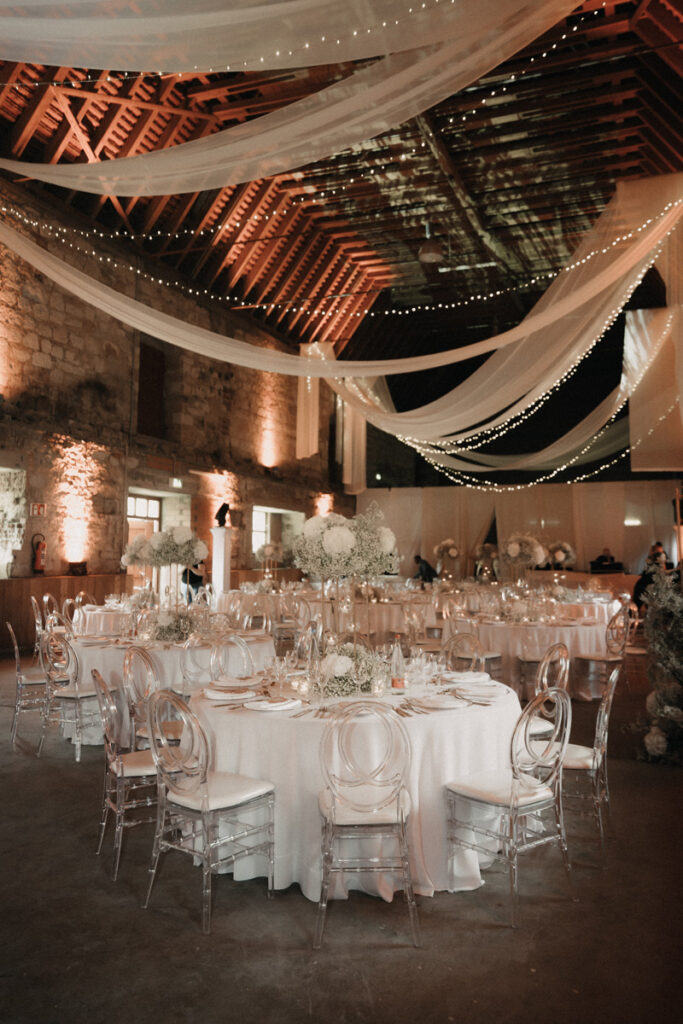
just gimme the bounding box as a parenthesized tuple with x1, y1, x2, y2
(0, 179, 352, 579)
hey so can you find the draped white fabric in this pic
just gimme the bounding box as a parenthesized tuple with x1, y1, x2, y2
(0, 0, 530, 71)
(359, 480, 680, 574)
(1, 176, 679, 390)
(342, 404, 367, 496)
(0, 1, 575, 196)
(327, 176, 683, 442)
(295, 375, 319, 460)
(405, 307, 677, 474)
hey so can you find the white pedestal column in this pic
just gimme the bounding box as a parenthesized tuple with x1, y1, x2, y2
(211, 526, 232, 594)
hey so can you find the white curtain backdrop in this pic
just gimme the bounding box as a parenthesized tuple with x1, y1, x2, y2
(360, 480, 681, 575)
(0, 0, 576, 196)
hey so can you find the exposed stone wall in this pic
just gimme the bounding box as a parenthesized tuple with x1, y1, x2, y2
(0, 179, 352, 578)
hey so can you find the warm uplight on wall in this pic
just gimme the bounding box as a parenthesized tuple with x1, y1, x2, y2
(52, 438, 106, 564)
(314, 493, 334, 516)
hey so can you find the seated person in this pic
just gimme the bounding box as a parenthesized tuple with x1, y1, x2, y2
(413, 554, 437, 583)
(645, 541, 672, 571)
(595, 547, 615, 564)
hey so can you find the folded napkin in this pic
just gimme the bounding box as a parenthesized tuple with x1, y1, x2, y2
(211, 676, 259, 690)
(416, 694, 464, 710)
(441, 671, 490, 686)
(244, 697, 302, 712)
(203, 687, 253, 701)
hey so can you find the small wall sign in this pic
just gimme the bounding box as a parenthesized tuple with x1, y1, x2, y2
(30, 502, 47, 517)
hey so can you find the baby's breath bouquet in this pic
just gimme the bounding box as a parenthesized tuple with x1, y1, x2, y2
(317, 642, 383, 698)
(641, 572, 683, 763)
(501, 533, 547, 569)
(433, 538, 459, 560)
(292, 502, 398, 580)
(122, 527, 208, 569)
(547, 540, 576, 568)
(152, 608, 194, 643)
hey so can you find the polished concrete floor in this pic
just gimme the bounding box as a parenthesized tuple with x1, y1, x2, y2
(1, 653, 681, 1024)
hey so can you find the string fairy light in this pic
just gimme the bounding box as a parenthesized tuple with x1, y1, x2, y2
(400, 397, 680, 492)
(399, 309, 675, 466)
(0, 198, 678, 323)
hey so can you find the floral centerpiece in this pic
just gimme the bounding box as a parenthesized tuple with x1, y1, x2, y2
(255, 541, 283, 564)
(152, 608, 194, 643)
(547, 540, 576, 568)
(122, 527, 208, 569)
(317, 642, 384, 698)
(501, 533, 547, 570)
(292, 502, 398, 580)
(433, 538, 459, 561)
(641, 572, 683, 763)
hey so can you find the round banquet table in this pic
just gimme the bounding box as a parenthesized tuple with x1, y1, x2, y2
(191, 682, 521, 903)
(81, 605, 133, 636)
(217, 589, 438, 638)
(70, 632, 275, 744)
(443, 616, 606, 700)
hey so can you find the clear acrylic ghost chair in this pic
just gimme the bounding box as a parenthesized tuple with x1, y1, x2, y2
(76, 590, 98, 607)
(313, 700, 420, 949)
(441, 632, 485, 672)
(528, 643, 570, 739)
(122, 645, 182, 748)
(446, 687, 573, 927)
(7, 621, 46, 747)
(42, 593, 59, 622)
(39, 633, 99, 762)
(574, 606, 629, 693)
(30, 595, 44, 661)
(210, 633, 255, 681)
(62, 598, 85, 635)
(92, 669, 158, 881)
(45, 610, 74, 636)
(143, 689, 275, 934)
(180, 633, 214, 696)
(241, 593, 274, 633)
(562, 665, 621, 863)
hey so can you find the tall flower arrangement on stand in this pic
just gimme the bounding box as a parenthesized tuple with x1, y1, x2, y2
(433, 538, 459, 577)
(501, 533, 547, 580)
(121, 527, 209, 620)
(292, 503, 398, 634)
(547, 540, 577, 569)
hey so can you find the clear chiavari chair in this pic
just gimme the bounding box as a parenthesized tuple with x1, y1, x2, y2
(314, 700, 420, 949)
(210, 633, 255, 681)
(122, 645, 182, 748)
(6, 621, 46, 748)
(446, 687, 574, 927)
(39, 633, 99, 762)
(143, 689, 275, 934)
(92, 668, 158, 880)
(441, 632, 486, 672)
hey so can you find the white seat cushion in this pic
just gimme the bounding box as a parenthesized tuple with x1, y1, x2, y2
(114, 749, 157, 778)
(137, 720, 184, 742)
(170, 771, 274, 812)
(529, 718, 553, 738)
(446, 769, 554, 808)
(319, 786, 411, 825)
(562, 743, 594, 771)
(20, 668, 46, 685)
(54, 684, 96, 699)
(575, 653, 622, 663)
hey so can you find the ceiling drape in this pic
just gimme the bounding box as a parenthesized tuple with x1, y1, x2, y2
(0, 0, 578, 195)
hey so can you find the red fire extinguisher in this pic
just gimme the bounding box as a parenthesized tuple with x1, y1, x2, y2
(32, 533, 46, 574)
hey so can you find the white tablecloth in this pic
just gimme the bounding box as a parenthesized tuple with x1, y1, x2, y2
(81, 606, 132, 636)
(443, 617, 606, 700)
(192, 683, 521, 902)
(70, 633, 275, 743)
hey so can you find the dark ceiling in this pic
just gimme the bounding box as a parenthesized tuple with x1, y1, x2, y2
(0, 0, 680, 482)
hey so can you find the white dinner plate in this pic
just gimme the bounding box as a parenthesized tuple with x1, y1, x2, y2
(416, 694, 465, 710)
(244, 697, 302, 712)
(440, 671, 490, 686)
